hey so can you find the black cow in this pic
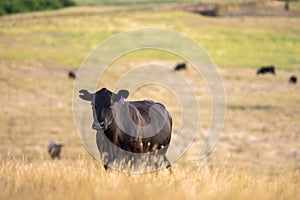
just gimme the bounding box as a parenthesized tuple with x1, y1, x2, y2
(174, 63, 186, 71)
(256, 65, 276, 75)
(68, 70, 76, 79)
(79, 88, 173, 172)
(289, 76, 297, 84)
(48, 141, 63, 160)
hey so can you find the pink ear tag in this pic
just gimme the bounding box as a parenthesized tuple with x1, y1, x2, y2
(119, 96, 125, 105)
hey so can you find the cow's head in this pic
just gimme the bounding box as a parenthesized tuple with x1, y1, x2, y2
(79, 88, 129, 131)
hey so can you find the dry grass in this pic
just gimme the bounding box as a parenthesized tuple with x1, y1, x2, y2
(0, 62, 299, 199)
(0, 158, 298, 200)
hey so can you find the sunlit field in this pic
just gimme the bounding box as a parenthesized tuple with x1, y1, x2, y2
(0, 159, 298, 200)
(0, 3, 299, 199)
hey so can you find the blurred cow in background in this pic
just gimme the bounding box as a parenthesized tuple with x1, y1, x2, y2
(48, 141, 63, 160)
(68, 70, 76, 79)
(289, 75, 297, 84)
(174, 63, 186, 71)
(256, 65, 276, 75)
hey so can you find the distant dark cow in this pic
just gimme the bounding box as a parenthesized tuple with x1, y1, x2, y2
(48, 141, 63, 160)
(174, 63, 186, 71)
(68, 70, 76, 79)
(79, 88, 172, 172)
(289, 76, 297, 84)
(256, 65, 276, 75)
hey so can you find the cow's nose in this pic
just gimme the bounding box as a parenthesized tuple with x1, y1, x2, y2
(92, 122, 104, 131)
(99, 122, 105, 129)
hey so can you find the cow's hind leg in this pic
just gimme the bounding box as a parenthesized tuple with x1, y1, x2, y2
(164, 155, 172, 174)
(104, 164, 109, 171)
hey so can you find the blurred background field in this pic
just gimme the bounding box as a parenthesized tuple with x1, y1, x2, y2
(0, 0, 299, 199)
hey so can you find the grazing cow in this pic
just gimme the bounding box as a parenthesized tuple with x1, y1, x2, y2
(289, 76, 297, 84)
(79, 88, 173, 172)
(174, 63, 186, 71)
(256, 65, 276, 75)
(68, 70, 76, 79)
(48, 141, 63, 160)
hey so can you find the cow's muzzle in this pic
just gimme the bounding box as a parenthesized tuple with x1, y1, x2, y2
(92, 121, 105, 131)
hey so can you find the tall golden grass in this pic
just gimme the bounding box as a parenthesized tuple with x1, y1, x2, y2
(0, 158, 298, 200)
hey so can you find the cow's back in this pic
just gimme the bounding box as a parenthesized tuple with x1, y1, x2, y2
(130, 101, 172, 149)
(130, 100, 155, 124)
(112, 100, 172, 153)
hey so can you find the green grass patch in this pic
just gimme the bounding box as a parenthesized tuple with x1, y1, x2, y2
(194, 27, 300, 69)
(0, 6, 299, 70)
(72, 0, 269, 6)
(73, 0, 210, 6)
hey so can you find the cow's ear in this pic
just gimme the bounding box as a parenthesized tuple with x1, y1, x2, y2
(111, 90, 129, 103)
(79, 89, 94, 101)
(118, 90, 129, 99)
